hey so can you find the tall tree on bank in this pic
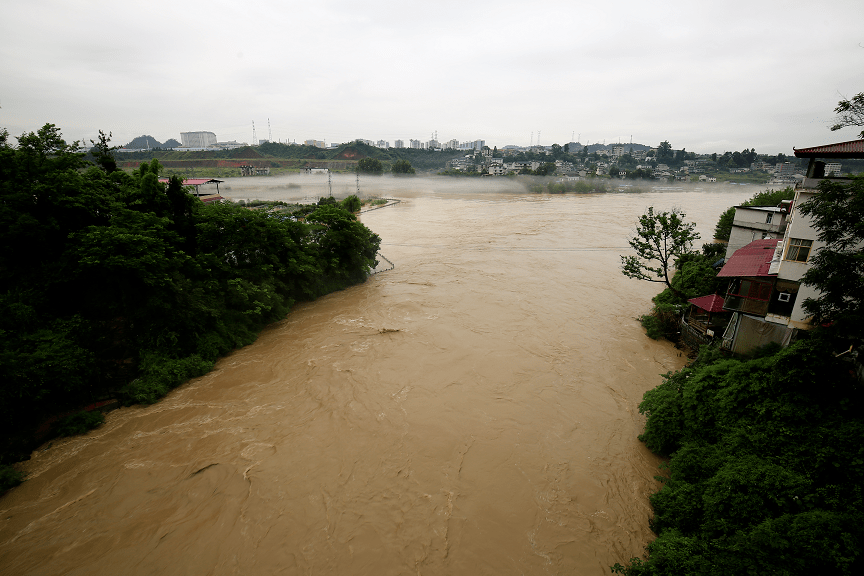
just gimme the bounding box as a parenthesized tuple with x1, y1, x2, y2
(830, 92, 864, 139)
(798, 175, 864, 335)
(621, 207, 700, 296)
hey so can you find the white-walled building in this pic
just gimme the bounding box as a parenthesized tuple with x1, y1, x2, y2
(180, 131, 217, 148)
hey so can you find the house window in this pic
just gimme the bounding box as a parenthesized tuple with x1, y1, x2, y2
(766, 213, 773, 224)
(786, 238, 813, 262)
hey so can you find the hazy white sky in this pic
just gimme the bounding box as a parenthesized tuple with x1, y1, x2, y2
(2, 0, 862, 153)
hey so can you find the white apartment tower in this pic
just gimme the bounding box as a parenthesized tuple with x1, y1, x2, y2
(180, 131, 217, 148)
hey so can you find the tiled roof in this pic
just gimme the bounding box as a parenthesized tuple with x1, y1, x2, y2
(717, 239, 779, 278)
(688, 294, 726, 313)
(793, 139, 864, 159)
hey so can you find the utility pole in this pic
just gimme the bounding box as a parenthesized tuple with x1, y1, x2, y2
(252, 121, 257, 146)
(356, 171, 360, 195)
(328, 169, 332, 197)
(268, 118, 272, 143)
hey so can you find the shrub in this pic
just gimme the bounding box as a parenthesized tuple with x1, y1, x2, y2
(54, 410, 105, 437)
(0, 464, 24, 493)
(119, 353, 214, 405)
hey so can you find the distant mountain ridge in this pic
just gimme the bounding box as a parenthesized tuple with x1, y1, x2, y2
(124, 135, 180, 149)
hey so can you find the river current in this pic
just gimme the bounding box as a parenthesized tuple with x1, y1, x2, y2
(0, 177, 753, 575)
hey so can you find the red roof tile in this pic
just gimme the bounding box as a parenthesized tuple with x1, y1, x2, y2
(688, 294, 726, 313)
(793, 139, 864, 159)
(717, 239, 779, 278)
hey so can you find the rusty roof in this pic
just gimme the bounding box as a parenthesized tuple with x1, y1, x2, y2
(717, 239, 779, 278)
(688, 294, 726, 313)
(793, 139, 864, 159)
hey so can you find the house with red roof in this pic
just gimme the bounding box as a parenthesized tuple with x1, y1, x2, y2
(680, 294, 730, 351)
(712, 239, 797, 353)
(705, 139, 864, 353)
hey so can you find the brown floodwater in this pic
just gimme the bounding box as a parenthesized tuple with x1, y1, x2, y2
(0, 179, 753, 575)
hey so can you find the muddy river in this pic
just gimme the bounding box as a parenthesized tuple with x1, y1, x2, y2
(0, 177, 753, 575)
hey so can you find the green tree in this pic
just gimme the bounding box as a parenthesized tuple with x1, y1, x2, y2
(797, 175, 864, 332)
(534, 162, 556, 176)
(341, 194, 361, 212)
(657, 141, 673, 162)
(357, 157, 383, 174)
(391, 159, 415, 174)
(621, 208, 699, 294)
(830, 92, 864, 138)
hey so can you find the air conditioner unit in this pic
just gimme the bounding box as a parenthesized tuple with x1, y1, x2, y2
(777, 292, 791, 302)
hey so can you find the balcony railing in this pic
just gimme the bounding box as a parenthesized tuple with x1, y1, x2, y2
(723, 294, 769, 316)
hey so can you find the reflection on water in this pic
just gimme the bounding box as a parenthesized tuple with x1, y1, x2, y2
(0, 183, 753, 575)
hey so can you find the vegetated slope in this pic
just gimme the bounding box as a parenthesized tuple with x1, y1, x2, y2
(614, 338, 864, 575)
(0, 124, 381, 465)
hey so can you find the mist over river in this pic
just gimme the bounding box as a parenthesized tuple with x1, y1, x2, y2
(0, 178, 755, 574)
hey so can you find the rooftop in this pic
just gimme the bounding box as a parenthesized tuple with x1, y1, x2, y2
(717, 239, 779, 278)
(688, 294, 726, 313)
(793, 139, 864, 159)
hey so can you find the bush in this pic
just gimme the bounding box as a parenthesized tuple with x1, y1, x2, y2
(54, 410, 105, 437)
(616, 339, 864, 575)
(639, 303, 681, 340)
(0, 464, 24, 493)
(119, 353, 214, 405)
(341, 195, 361, 212)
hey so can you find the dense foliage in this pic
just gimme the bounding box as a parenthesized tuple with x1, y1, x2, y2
(0, 124, 380, 463)
(638, 243, 726, 340)
(613, 338, 864, 575)
(798, 175, 864, 335)
(621, 207, 700, 294)
(390, 159, 415, 174)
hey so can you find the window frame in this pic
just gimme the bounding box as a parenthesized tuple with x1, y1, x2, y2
(785, 238, 813, 263)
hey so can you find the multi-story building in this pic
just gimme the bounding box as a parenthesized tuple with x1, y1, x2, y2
(724, 204, 790, 259)
(180, 131, 217, 148)
(824, 162, 842, 176)
(394, 140, 404, 148)
(715, 138, 864, 352)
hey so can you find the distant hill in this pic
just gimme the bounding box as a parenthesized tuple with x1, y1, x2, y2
(123, 135, 180, 149)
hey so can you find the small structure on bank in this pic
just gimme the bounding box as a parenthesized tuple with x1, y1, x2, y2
(680, 294, 730, 351)
(157, 177, 223, 197)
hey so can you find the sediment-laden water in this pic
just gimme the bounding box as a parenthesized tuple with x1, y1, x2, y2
(0, 179, 753, 575)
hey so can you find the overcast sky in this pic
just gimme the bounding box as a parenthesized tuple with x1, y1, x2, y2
(2, 0, 862, 154)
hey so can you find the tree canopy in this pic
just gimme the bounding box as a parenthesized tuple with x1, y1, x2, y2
(0, 124, 381, 464)
(621, 207, 700, 294)
(830, 92, 864, 139)
(613, 338, 864, 575)
(798, 175, 864, 333)
(391, 159, 415, 174)
(357, 157, 384, 174)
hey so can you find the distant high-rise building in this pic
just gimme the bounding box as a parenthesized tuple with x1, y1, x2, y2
(180, 131, 217, 148)
(394, 140, 404, 148)
(410, 139, 421, 149)
(376, 140, 389, 148)
(824, 162, 842, 176)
